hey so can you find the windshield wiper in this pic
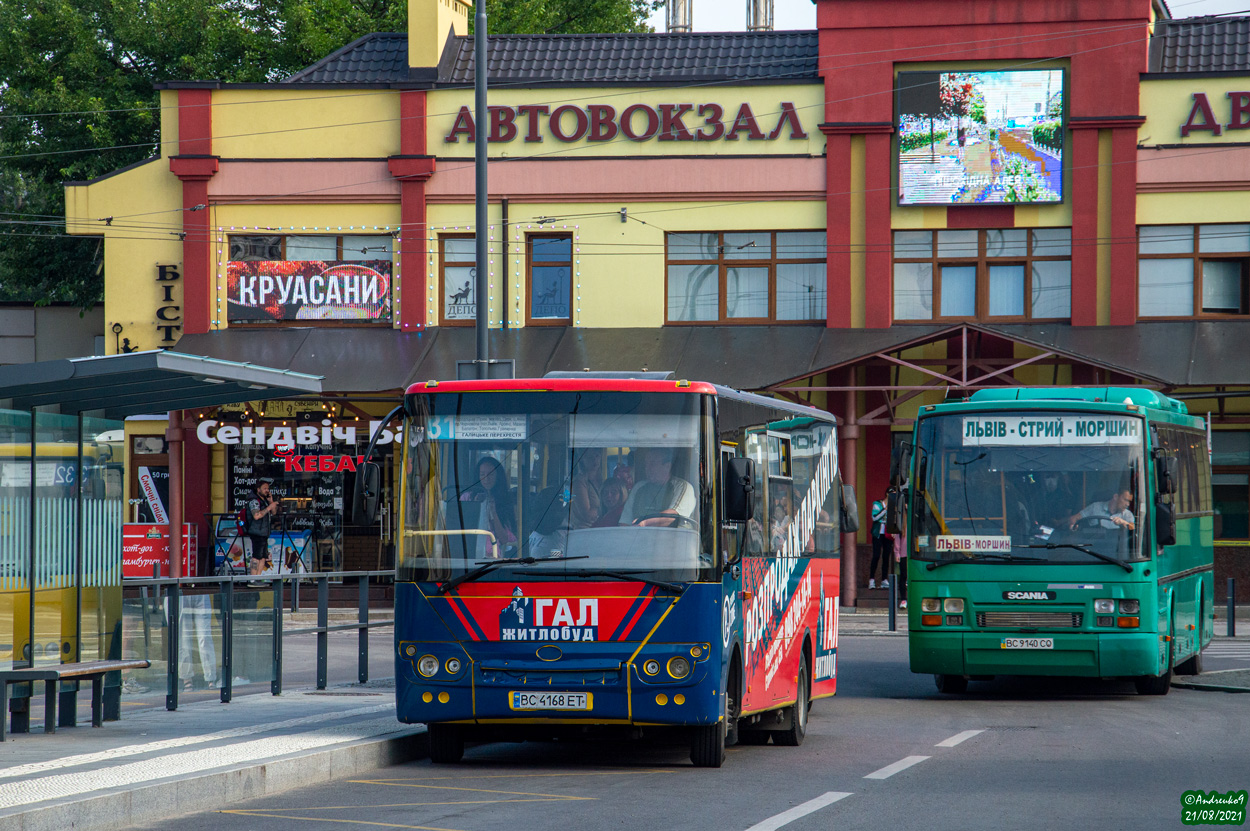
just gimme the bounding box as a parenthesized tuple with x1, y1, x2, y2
(1022, 543, 1134, 573)
(437, 555, 590, 595)
(925, 553, 1046, 570)
(524, 567, 686, 595)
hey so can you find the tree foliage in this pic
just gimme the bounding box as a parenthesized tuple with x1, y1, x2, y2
(0, 0, 658, 308)
(475, 0, 661, 34)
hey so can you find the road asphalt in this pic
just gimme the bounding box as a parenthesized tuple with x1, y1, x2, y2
(1, 608, 1246, 831)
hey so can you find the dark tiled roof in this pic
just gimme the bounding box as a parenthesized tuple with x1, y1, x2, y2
(1149, 16, 1250, 73)
(441, 32, 820, 84)
(282, 30, 820, 85)
(283, 32, 409, 84)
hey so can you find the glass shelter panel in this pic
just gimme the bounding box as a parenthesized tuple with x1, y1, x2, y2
(0, 409, 32, 672)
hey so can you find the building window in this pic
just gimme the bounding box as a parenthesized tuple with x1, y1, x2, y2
(526, 234, 573, 325)
(892, 228, 1071, 321)
(1138, 225, 1250, 317)
(1212, 430, 1250, 540)
(439, 235, 476, 325)
(226, 234, 393, 323)
(665, 231, 826, 324)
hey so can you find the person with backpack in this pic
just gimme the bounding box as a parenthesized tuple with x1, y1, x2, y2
(869, 491, 893, 590)
(243, 477, 278, 573)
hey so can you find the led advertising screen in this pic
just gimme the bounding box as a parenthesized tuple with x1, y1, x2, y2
(896, 69, 1064, 205)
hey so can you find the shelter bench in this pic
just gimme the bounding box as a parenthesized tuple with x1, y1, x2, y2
(0, 659, 151, 741)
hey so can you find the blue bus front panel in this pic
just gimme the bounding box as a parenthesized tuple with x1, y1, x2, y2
(395, 581, 725, 727)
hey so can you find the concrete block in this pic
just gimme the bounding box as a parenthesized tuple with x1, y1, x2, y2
(0, 309, 35, 337)
(264, 752, 331, 794)
(125, 783, 169, 826)
(176, 769, 227, 816)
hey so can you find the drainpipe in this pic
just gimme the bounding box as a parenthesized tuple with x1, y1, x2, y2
(502, 197, 510, 329)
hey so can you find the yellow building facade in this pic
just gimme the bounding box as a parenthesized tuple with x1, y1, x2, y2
(65, 0, 1250, 603)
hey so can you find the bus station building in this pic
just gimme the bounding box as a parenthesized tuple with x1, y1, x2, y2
(62, 0, 1250, 605)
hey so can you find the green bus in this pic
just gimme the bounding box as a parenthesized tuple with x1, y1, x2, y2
(892, 387, 1214, 695)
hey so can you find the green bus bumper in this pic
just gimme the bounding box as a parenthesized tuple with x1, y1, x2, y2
(910, 631, 1160, 678)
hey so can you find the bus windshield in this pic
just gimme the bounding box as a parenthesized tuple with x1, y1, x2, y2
(911, 411, 1147, 565)
(399, 391, 712, 583)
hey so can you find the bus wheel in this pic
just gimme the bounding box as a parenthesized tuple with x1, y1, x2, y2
(773, 655, 809, 747)
(690, 691, 728, 767)
(1135, 636, 1173, 696)
(427, 724, 465, 763)
(934, 674, 968, 694)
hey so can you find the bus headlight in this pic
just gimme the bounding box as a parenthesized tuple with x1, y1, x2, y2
(1094, 599, 1115, 614)
(943, 598, 964, 614)
(643, 659, 660, 676)
(667, 657, 691, 679)
(418, 655, 439, 677)
(1119, 599, 1140, 614)
(445, 658, 462, 674)
(921, 598, 941, 613)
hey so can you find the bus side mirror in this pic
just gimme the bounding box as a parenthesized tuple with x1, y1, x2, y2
(840, 484, 859, 534)
(1155, 498, 1176, 547)
(885, 488, 906, 536)
(1155, 455, 1178, 495)
(723, 457, 755, 522)
(353, 461, 381, 526)
(889, 443, 911, 488)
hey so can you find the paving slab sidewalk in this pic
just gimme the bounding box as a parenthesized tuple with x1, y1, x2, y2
(0, 679, 424, 831)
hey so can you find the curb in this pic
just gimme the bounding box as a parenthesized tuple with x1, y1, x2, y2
(3, 726, 428, 831)
(1173, 668, 1250, 694)
(1172, 680, 1250, 693)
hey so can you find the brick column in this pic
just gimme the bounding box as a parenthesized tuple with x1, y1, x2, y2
(863, 129, 894, 329)
(820, 128, 853, 328)
(388, 156, 436, 331)
(1109, 121, 1145, 325)
(819, 123, 894, 329)
(391, 90, 435, 331)
(1069, 125, 1100, 327)
(168, 88, 218, 336)
(1069, 116, 1145, 326)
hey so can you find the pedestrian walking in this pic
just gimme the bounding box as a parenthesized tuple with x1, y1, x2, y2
(869, 492, 893, 589)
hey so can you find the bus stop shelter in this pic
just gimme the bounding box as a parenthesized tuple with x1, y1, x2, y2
(0, 350, 321, 716)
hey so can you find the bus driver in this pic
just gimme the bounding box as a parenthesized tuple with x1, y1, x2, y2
(618, 447, 695, 527)
(1068, 486, 1135, 532)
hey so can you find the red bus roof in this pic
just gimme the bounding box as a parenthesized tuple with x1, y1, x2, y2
(404, 378, 718, 395)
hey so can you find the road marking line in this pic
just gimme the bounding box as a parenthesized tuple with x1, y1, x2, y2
(864, 756, 930, 779)
(743, 791, 853, 831)
(936, 729, 984, 747)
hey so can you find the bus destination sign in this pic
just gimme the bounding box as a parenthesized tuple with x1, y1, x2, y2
(961, 416, 1142, 447)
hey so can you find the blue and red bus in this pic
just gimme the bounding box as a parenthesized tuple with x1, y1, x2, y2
(357, 374, 855, 766)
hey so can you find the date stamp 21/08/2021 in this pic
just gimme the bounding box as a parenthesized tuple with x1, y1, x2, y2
(1181, 790, 1247, 826)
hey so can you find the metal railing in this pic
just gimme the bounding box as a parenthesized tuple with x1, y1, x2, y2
(121, 570, 394, 711)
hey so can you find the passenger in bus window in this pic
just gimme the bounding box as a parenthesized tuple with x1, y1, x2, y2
(768, 480, 795, 552)
(1038, 472, 1078, 526)
(465, 457, 517, 556)
(611, 453, 635, 490)
(571, 448, 605, 528)
(1068, 486, 1135, 531)
(596, 478, 629, 527)
(619, 447, 695, 526)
